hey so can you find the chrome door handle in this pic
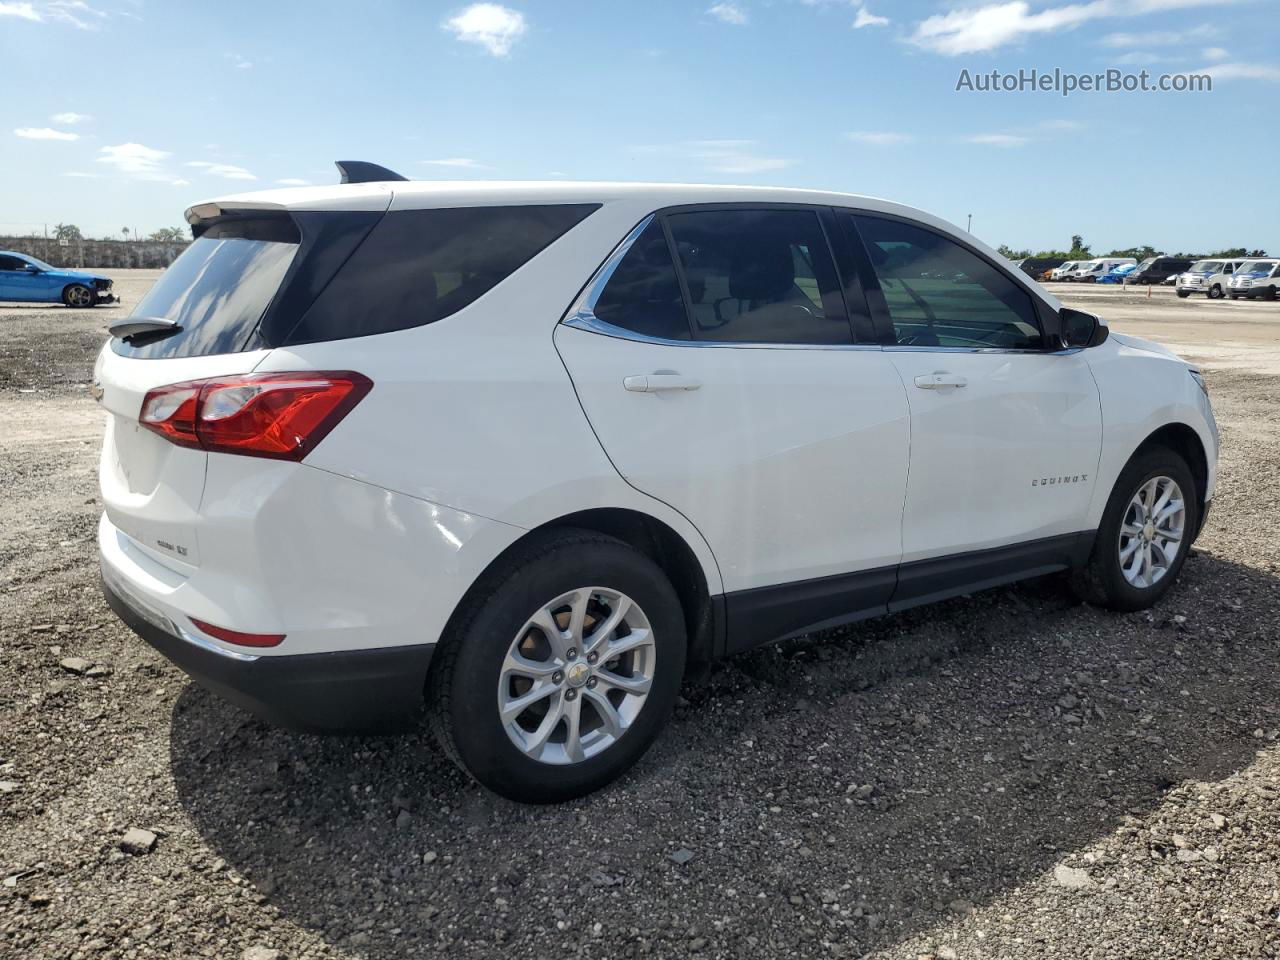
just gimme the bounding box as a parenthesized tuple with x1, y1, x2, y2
(623, 374, 702, 393)
(914, 373, 968, 390)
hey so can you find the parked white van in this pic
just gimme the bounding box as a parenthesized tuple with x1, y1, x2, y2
(1050, 261, 1090, 281)
(1227, 259, 1280, 301)
(1069, 258, 1138, 284)
(1177, 259, 1244, 300)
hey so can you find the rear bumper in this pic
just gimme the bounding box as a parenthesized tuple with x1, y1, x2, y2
(102, 566, 433, 733)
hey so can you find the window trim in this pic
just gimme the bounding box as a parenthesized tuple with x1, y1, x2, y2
(837, 208, 1064, 353)
(564, 202, 876, 350)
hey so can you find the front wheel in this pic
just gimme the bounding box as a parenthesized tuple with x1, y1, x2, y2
(1176, 290, 1191, 299)
(1071, 449, 1198, 611)
(63, 284, 95, 308)
(429, 529, 687, 803)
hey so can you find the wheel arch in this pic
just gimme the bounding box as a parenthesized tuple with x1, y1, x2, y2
(1130, 422, 1209, 537)
(434, 507, 721, 676)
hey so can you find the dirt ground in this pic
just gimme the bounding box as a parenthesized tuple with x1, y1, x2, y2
(2, 271, 1280, 960)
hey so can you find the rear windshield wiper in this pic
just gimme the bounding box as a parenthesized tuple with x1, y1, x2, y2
(109, 316, 183, 342)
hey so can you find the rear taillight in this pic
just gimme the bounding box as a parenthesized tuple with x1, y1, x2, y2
(139, 371, 372, 461)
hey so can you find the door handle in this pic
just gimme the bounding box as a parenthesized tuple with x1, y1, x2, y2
(623, 374, 702, 393)
(914, 372, 968, 390)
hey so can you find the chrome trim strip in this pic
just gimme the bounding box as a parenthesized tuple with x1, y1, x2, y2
(562, 311, 883, 351)
(571, 213, 656, 317)
(102, 560, 261, 663)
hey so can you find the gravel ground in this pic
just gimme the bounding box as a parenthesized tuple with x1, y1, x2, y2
(2, 274, 1280, 960)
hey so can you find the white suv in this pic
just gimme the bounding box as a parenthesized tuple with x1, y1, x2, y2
(97, 165, 1219, 802)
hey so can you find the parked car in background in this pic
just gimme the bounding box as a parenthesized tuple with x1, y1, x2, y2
(0, 251, 115, 307)
(1013, 256, 1064, 280)
(1050, 261, 1090, 281)
(96, 167, 1220, 801)
(1177, 259, 1244, 299)
(1099, 263, 1138, 284)
(1070, 258, 1138, 283)
(1228, 259, 1280, 300)
(1127, 257, 1194, 287)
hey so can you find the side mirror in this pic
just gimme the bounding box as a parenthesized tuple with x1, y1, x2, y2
(1060, 308, 1108, 348)
(24, 264, 42, 273)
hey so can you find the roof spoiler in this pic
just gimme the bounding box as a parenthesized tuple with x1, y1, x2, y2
(335, 161, 408, 184)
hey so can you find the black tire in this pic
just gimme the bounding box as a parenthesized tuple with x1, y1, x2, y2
(1266, 286, 1278, 302)
(1229, 294, 1240, 301)
(1207, 285, 1224, 300)
(62, 284, 96, 308)
(1071, 447, 1199, 612)
(1176, 291, 1190, 299)
(429, 528, 687, 803)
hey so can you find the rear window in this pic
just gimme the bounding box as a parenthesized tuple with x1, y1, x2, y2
(114, 203, 598, 358)
(284, 204, 599, 345)
(114, 218, 299, 359)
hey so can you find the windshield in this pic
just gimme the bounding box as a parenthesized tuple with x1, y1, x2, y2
(1190, 261, 1221, 273)
(112, 217, 300, 359)
(1239, 260, 1278, 274)
(1136, 258, 1155, 271)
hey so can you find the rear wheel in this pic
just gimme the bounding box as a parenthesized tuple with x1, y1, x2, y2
(1207, 285, 1224, 300)
(1071, 448, 1198, 611)
(62, 284, 95, 308)
(1267, 286, 1278, 302)
(429, 529, 686, 803)
(1176, 290, 1190, 299)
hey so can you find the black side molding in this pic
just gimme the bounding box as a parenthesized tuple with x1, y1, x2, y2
(335, 161, 408, 184)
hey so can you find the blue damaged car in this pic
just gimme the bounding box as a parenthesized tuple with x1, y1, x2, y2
(0, 251, 116, 307)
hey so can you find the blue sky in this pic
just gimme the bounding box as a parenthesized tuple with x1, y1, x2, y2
(2, 0, 1277, 253)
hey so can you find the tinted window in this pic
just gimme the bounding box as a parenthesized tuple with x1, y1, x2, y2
(591, 220, 689, 340)
(852, 215, 1043, 350)
(288, 204, 598, 344)
(113, 217, 300, 359)
(664, 209, 850, 345)
(0, 255, 26, 270)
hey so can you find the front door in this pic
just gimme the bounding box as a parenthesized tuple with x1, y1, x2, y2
(843, 212, 1102, 586)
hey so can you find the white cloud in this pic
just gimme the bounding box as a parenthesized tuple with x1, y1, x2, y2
(853, 6, 889, 28)
(420, 157, 487, 168)
(1100, 24, 1215, 46)
(50, 111, 90, 124)
(1197, 61, 1280, 82)
(185, 160, 257, 181)
(1202, 46, 1229, 61)
(16, 127, 79, 141)
(96, 142, 188, 185)
(846, 131, 914, 146)
(909, 0, 1239, 56)
(1113, 50, 1165, 64)
(910, 2, 1105, 56)
(963, 133, 1030, 147)
(225, 52, 252, 70)
(443, 3, 527, 57)
(63, 171, 101, 178)
(0, 2, 41, 21)
(275, 178, 311, 186)
(707, 2, 748, 25)
(46, 0, 108, 30)
(689, 139, 790, 174)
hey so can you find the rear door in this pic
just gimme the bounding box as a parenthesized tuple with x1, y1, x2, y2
(555, 206, 911, 646)
(841, 212, 1102, 598)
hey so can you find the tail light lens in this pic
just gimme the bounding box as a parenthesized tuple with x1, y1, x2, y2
(139, 371, 372, 460)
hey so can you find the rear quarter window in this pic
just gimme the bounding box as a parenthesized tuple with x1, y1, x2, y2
(283, 204, 600, 345)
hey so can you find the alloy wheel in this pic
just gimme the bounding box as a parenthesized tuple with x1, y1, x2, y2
(497, 587, 655, 765)
(1117, 475, 1185, 589)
